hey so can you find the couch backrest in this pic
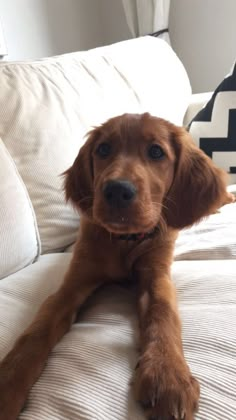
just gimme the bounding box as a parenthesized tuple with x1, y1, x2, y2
(0, 37, 191, 254)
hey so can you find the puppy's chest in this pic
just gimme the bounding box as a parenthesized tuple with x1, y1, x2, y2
(102, 240, 149, 282)
(103, 253, 130, 281)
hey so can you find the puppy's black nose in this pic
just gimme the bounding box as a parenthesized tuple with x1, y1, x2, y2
(103, 180, 137, 208)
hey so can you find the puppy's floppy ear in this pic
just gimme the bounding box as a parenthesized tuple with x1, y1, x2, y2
(163, 126, 228, 229)
(63, 127, 100, 213)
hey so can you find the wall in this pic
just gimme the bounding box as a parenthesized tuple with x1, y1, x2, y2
(99, 0, 236, 93)
(0, 0, 105, 61)
(169, 0, 236, 93)
(99, 0, 131, 45)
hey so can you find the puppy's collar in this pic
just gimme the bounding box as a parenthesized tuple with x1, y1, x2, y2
(117, 225, 159, 242)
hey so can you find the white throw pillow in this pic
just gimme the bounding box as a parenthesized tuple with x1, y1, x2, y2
(0, 139, 40, 279)
(0, 36, 191, 253)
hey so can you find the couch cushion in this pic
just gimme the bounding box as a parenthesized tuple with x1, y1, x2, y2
(0, 255, 235, 419)
(0, 36, 191, 253)
(175, 198, 236, 261)
(0, 139, 40, 280)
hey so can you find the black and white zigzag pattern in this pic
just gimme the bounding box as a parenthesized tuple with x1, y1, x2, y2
(189, 63, 236, 174)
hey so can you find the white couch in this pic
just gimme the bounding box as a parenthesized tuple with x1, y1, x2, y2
(0, 37, 235, 420)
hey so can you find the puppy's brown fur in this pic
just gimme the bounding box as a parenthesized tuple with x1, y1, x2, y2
(0, 113, 231, 419)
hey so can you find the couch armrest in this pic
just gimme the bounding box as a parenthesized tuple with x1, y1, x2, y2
(183, 92, 213, 126)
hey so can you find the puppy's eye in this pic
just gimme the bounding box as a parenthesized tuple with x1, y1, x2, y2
(96, 142, 111, 158)
(148, 144, 165, 160)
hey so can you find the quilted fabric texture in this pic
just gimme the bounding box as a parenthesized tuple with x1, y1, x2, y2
(189, 62, 236, 178)
(0, 36, 191, 253)
(0, 254, 235, 420)
(0, 139, 40, 279)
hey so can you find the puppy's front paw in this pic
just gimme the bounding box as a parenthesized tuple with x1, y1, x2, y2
(0, 385, 20, 420)
(0, 365, 26, 420)
(134, 350, 200, 420)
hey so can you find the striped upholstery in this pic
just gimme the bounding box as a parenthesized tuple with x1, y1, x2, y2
(0, 253, 235, 420)
(175, 194, 236, 261)
(174, 261, 236, 420)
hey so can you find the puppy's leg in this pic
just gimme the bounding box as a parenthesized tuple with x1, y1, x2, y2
(134, 237, 200, 420)
(0, 258, 104, 420)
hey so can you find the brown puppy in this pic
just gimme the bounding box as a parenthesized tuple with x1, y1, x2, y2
(0, 113, 230, 420)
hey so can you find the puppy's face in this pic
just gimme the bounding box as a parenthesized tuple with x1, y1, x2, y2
(91, 114, 175, 234)
(65, 113, 227, 233)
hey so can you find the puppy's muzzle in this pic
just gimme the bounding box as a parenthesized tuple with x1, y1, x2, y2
(103, 180, 137, 209)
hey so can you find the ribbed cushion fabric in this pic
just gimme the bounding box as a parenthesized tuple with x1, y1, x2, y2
(0, 36, 191, 253)
(174, 260, 236, 420)
(0, 139, 40, 279)
(175, 196, 236, 260)
(0, 254, 235, 420)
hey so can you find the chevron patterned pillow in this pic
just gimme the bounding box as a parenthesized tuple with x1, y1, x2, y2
(189, 63, 236, 176)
